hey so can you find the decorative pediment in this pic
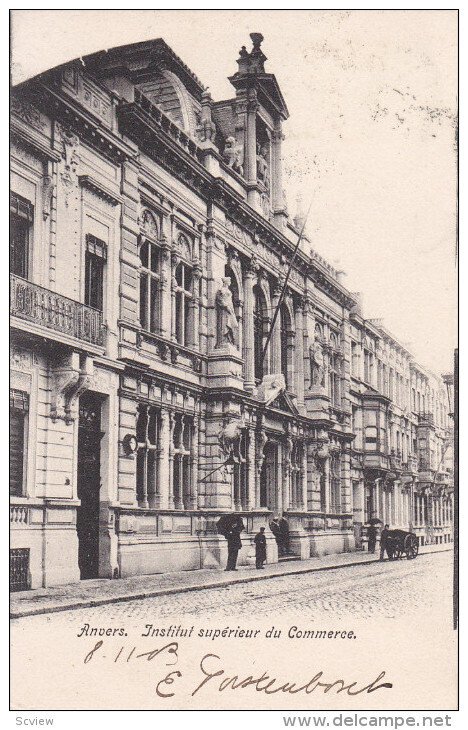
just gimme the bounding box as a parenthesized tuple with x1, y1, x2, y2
(269, 390, 298, 415)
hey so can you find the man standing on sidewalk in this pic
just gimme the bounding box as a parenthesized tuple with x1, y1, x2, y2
(368, 523, 377, 553)
(225, 520, 243, 571)
(380, 524, 390, 560)
(254, 527, 267, 569)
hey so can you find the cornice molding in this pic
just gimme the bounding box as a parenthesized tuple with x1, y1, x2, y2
(78, 174, 122, 206)
(11, 120, 61, 163)
(29, 83, 135, 165)
(18, 80, 356, 311)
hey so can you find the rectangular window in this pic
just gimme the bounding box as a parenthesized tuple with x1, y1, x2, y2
(330, 454, 341, 513)
(380, 427, 387, 452)
(376, 360, 382, 391)
(10, 389, 29, 496)
(139, 238, 161, 333)
(174, 263, 193, 347)
(365, 426, 377, 448)
(351, 342, 358, 376)
(172, 414, 193, 509)
(85, 235, 107, 311)
(10, 192, 33, 279)
(136, 404, 159, 506)
(364, 351, 370, 383)
(233, 431, 248, 510)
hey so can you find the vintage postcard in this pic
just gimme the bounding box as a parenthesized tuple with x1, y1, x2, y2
(9, 9, 458, 714)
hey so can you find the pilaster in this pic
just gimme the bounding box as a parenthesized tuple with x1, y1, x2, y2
(243, 259, 257, 391)
(158, 408, 171, 509)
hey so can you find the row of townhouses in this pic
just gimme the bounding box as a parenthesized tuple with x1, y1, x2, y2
(10, 35, 454, 589)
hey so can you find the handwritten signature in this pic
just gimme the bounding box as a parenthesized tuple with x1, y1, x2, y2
(83, 641, 393, 699)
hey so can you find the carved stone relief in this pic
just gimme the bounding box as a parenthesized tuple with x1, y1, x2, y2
(56, 123, 80, 207)
(50, 353, 94, 424)
(11, 97, 46, 133)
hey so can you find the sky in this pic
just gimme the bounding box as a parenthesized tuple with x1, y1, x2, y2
(11, 9, 458, 375)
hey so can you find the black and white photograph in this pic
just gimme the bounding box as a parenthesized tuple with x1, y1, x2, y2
(9, 8, 458, 716)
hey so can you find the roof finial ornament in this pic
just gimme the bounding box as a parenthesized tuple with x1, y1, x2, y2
(250, 32, 264, 51)
(236, 33, 267, 74)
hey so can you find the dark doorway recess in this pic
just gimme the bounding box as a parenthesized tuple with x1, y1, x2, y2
(77, 391, 103, 579)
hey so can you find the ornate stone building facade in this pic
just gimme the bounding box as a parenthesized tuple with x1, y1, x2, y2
(10, 35, 454, 589)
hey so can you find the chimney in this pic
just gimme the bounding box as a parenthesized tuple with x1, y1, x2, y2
(294, 194, 306, 230)
(351, 292, 364, 316)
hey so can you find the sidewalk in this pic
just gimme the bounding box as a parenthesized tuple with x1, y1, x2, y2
(10, 543, 451, 619)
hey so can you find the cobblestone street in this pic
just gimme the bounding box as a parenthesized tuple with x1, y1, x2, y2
(13, 551, 454, 627)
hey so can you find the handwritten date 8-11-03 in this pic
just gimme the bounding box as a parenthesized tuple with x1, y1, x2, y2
(82, 640, 393, 699)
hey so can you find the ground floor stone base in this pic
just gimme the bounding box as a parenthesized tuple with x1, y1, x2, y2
(12, 517, 356, 587)
(309, 531, 356, 558)
(11, 525, 80, 589)
(117, 533, 280, 578)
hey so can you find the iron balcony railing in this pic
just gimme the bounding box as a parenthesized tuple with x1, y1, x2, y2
(10, 274, 104, 347)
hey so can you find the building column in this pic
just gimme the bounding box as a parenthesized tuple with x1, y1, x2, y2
(323, 457, 330, 514)
(271, 127, 284, 212)
(170, 253, 178, 342)
(159, 233, 172, 339)
(246, 427, 255, 511)
(245, 98, 258, 185)
(301, 443, 308, 511)
(374, 479, 381, 520)
(353, 480, 365, 524)
(282, 438, 292, 513)
(255, 430, 267, 508)
(340, 447, 352, 515)
(157, 408, 170, 509)
(294, 297, 305, 409)
(167, 412, 175, 509)
(243, 262, 257, 391)
(271, 282, 282, 374)
(189, 414, 199, 509)
(189, 266, 201, 350)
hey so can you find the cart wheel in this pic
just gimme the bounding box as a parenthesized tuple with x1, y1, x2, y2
(405, 534, 419, 559)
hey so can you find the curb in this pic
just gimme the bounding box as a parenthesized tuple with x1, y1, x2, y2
(10, 546, 452, 619)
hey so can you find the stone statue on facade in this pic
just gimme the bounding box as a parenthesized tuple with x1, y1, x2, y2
(218, 419, 245, 464)
(223, 136, 243, 175)
(215, 277, 239, 347)
(310, 337, 325, 388)
(256, 143, 270, 190)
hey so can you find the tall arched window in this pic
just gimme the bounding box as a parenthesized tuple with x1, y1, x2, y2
(330, 452, 341, 514)
(329, 333, 341, 407)
(174, 261, 193, 346)
(232, 430, 247, 511)
(172, 414, 193, 509)
(174, 233, 195, 348)
(290, 441, 303, 509)
(253, 285, 267, 382)
(139, 210, 161, 333)
(136, 404, 159, 507)
(225, 264, 241, 349)
(280, 304, 293, 389)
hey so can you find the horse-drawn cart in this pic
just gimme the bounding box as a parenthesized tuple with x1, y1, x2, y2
(385, 529, 419, 560)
